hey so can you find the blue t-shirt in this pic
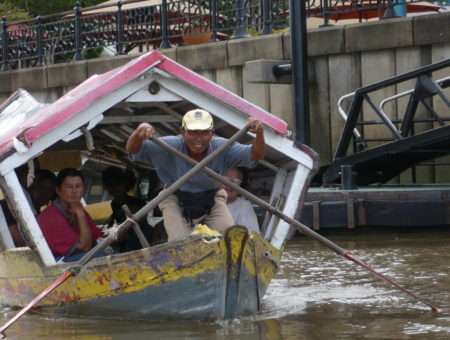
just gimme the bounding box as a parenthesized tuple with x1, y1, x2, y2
(132, 135, 255, 193)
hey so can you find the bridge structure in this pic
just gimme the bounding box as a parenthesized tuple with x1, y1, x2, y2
(0, 0, 444, 71)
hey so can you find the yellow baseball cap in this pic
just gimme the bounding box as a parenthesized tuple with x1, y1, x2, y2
(181, 109, 214, 131)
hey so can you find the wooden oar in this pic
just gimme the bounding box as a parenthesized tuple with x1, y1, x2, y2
(0, 271, 73, 339)
(151, 137, 442, 313)
(0, 123, 252, 338)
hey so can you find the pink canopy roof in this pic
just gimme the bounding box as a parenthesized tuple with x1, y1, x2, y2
(0, 50, 289, 159)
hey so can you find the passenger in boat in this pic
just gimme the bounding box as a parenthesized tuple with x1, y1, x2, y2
(11, 163, 41, 215)
(0, 168, 57, 247)
(37, 168, 102, 262)
(223, 168, 260, 233)
(28, 169, 57, 212)
(0, 200, 25, 246)
(102, 166, 167, 252)
(126, 108, 265, 241)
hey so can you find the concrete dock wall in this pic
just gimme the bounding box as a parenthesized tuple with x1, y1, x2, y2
(0, 13, 449, 183)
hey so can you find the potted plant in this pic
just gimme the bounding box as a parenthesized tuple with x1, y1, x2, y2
(182, 12, 212, 45)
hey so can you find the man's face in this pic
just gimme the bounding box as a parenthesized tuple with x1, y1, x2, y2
(182, 130, 213, 157)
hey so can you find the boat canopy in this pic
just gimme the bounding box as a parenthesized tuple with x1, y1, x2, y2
(0, 50, 317, 266)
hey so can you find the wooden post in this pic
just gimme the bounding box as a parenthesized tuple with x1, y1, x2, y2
(312, 201, 321, 230)
(346, 198, 355, 229)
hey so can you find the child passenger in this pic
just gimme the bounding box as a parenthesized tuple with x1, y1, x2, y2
(102, 166, 166, 252)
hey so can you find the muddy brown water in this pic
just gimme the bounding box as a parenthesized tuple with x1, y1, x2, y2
(1, 228, 450, 339)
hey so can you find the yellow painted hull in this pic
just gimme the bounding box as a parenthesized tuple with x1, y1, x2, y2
(0, 227, 281, 319)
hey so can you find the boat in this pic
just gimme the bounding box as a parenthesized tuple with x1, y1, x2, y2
(0, 51, 317, 319)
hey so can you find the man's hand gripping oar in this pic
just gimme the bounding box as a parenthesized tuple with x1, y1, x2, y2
(0, 122, 252, 338)
(150, 134, 443, 314)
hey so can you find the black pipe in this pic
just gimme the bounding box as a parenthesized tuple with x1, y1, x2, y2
(272, 63, 291, 77)
(290, 0, 310, 146)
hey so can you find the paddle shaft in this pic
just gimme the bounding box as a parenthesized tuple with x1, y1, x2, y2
(0, 271, 73, 337)
(0, 123, 251, 337)
(152, 137, 440, 313)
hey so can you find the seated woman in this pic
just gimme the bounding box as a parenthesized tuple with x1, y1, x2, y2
(37, 168, 102, 262)
(102, 166, 167, 252)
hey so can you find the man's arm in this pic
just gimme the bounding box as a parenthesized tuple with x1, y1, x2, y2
(249, 119, 265, 161)
(126, 123, 155, 154)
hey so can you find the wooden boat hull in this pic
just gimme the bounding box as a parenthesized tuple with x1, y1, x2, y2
(0, 226, 281, 319)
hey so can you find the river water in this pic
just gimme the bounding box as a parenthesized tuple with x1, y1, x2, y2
(1, 228, 450, 339)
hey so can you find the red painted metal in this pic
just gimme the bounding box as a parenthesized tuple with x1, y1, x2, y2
(157, 55, 289, 135)
(0, 51, 289, 159)
(308, 3, 441, 20)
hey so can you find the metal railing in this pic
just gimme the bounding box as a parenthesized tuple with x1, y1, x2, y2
(334, 59, 450, 159)
(319, 59, 450, 185)
(0, 0, 441, 71)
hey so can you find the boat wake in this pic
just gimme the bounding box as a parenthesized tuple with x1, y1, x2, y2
(258, 279, 395, 320)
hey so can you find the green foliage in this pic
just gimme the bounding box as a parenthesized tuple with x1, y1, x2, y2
(0, 1, 30, 22)
(83, 47, 104, 59)
(7, 0, 105, 18)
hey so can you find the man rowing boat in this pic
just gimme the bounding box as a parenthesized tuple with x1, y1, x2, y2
(126, 108, 265, 241)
